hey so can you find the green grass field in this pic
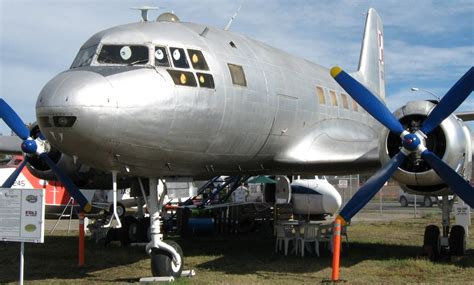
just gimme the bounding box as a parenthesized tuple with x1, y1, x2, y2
(1, 214, 473, 284)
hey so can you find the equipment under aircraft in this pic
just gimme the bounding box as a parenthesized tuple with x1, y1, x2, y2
(0, 6, 472, 278)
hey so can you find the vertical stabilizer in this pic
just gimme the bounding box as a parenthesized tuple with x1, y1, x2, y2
(352, 8, 385, 101)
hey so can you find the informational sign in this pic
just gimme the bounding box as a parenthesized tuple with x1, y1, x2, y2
(0, 188, 45, 243)
(338, 180, 348, 189)
(454, 204, 471, 236)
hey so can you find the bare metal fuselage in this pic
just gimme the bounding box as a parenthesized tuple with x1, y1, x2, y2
(36, 20, 381, 179)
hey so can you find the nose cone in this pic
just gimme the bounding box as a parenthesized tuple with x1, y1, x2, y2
(322, 185, 342, 214)
(36, 70, 114, 109)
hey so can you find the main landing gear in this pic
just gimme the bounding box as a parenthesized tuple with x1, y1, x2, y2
(422, 195, 466, 260)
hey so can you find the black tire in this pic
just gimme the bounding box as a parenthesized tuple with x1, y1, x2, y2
(110, 203, 126, 218)
(449, 225, 466, 256)
(119, 216, 138, 246)
(400, 196, 408, 207)
(151, 240, 183, 277)
(423, 197, 433, 207)
(423, 225, 440, 260)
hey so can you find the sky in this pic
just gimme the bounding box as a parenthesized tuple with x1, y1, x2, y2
(0, 0, 473, 136)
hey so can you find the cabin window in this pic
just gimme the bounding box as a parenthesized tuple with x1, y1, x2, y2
(167, 70, 197, 87)
(329, 90, 338, 106)
(187, 49, 209, 70)
(71, 44, 98, 68)
(97, 45, 149, 65)
(170, 47, 189, 68)
(197, 73, 215, 88)
(352, 100, 359, 112)
(228, 64, 247, 86)
(316, 86, 326, 104)
(341, 93, 349, 109)
(154, 46, 170, 67)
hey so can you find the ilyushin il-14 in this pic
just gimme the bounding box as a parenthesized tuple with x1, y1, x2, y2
(0, 6, 472, 278)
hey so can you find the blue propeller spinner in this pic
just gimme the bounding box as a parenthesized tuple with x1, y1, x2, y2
(0, 99, 91, 212)
(330, 66, 474, 224)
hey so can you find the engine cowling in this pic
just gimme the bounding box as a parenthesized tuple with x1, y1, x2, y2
(379, 100, 472, 196)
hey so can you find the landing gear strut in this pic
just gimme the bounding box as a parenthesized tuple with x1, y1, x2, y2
(144, 178, 183, 277)
(422, 195, 465, 259)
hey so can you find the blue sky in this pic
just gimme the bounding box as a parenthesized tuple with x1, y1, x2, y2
(0, 0, 473, 135)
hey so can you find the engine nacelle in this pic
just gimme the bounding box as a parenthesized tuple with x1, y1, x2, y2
(379, 101, 472, 196)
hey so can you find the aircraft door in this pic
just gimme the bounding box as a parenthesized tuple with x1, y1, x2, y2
(275, 175, 291, 204)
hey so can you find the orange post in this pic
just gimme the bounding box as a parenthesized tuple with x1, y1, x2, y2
(79, 212, 85, 267)
(331, 216, 342, 281)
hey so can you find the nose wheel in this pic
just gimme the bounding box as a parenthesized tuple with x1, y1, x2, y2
(151, 240, 184, 277)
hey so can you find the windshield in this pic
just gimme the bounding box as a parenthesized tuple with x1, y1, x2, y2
(97, 45, 149, 65)
(70, 45, 98, 69)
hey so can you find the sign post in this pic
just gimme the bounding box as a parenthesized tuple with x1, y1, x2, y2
(0, 188, 45, 284)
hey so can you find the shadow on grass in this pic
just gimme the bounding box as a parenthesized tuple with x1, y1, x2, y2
(0, 235, 148, 283)
(179, 235, 474, 275)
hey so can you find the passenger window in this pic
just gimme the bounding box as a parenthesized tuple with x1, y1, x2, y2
(97, 45, 149, 65)
(188, 49, 209, 70)
(341, 93, 349, 109)
(170, 47, 189, 68)
(352, 100, 359, 112)
(154, 46, 169, 67)
(316, 86, 326, 104)
(228, 64, 247, 86)
(329, 90, 338, 106)
(197, 73, 215, 88)
(167, 70, 197, 87)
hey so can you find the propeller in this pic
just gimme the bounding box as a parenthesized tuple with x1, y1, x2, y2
(330, 67, 474, 224)
(0, 98, 91, 212)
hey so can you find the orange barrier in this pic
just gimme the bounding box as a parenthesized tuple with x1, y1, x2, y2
(331, 217, 342, 281)
(79, 212, 85, 267)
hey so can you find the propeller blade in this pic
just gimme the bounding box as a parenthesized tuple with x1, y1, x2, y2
(39, 153, 92, 212)
(421, 150, 474, 208)
(0, 99, 30, 140)
(2, 156, 30, 188)
(330, 67, 405, 135)
(338, 151, 406, 223)
(421, 67, 474, 135)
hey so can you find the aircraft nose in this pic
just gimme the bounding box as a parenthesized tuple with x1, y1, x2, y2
(37, 70, 114, 110)
(323, 188, 342, 214)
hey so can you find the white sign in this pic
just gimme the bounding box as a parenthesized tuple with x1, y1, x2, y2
(454, 204, 471, 236)
(338, 180, 348, 189)
(0, 188, 45, 243)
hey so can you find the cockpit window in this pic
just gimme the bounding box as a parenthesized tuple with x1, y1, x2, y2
(170, 47, 189, 68)
(70, 45, 98, 69)
(187, 49, 209, 70)
(154, 46, 170, 67)
(97, 45, 149, 65)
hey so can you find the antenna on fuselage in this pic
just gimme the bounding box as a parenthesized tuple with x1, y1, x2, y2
(224, 4, 242, 31)
(131, 6, 160, 22)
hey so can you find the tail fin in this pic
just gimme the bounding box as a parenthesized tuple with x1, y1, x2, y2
(351, 8, 386, 101)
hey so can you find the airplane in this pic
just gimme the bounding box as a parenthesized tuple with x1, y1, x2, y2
(290, 176, 342, 219)
(0, 6, 472, 278)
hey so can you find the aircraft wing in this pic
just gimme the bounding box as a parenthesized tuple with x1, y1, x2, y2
(456, 111, 474, 121)
(274, 119, 381, 174)
(0, 135, 22, 154)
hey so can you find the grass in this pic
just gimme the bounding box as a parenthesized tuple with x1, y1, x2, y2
(0, 214, 473, 284)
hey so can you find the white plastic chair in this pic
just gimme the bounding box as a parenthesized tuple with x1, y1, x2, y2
(297, 223, 319, 257)
(275, 224, 295, 256)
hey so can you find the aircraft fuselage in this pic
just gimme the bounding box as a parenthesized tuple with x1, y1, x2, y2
(36, 18, 381, 179)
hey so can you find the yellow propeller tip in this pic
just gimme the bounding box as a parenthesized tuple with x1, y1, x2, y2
(330, 66, 343, 78)
(84, 203, 92, 213)
(336, 215, 347, 226)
